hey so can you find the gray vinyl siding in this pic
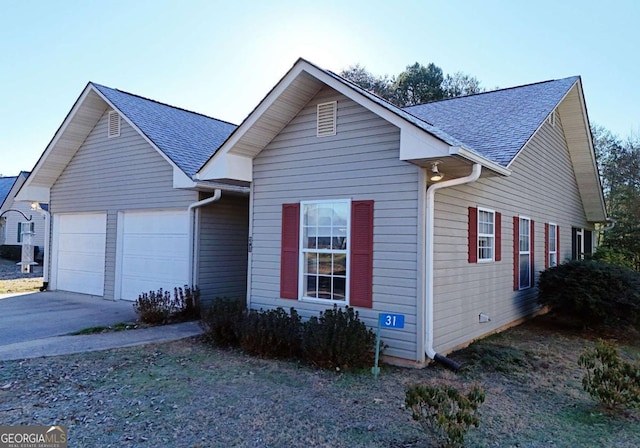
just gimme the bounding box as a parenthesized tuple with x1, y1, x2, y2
(432, 115, 590, 353)
(50, 110, 197, 299)
(249, 86, 421, 361)
(198, 193, 249, 306)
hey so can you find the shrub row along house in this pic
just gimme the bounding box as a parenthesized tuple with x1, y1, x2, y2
(16, 59, 607, 366)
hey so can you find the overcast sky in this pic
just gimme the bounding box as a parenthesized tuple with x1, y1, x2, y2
(1, 0, 638, 176)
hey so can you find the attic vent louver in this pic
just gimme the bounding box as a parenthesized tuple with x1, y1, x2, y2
(317, 101, 337, 137)
(108, 110, 121, 138)
(547, 110, 557, 127)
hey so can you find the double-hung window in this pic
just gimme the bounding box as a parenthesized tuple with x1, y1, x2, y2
(547, 223, 558, 267)
(518, 217, 531, 289)
(280, 199, 373, 308)
(478, 209, 495, 262)
(300, 200, 349, 302)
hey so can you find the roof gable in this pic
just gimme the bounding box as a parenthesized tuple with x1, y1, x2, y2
(16, 83, 236, 202)
(92, 84, 237, 177)
(404, 77, 579, 166)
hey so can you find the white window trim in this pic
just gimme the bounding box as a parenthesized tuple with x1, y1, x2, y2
(519, 216, 531, 290)
(477, 207, 495, 263)
(298, 199, 351, 305)
(548, 222, 558, 267)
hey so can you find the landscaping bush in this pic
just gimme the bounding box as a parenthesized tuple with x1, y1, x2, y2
(240, 307, 302, 359)
(405, 381, 485, 448)
(134, 286, 199, 324)
(578, 339, 640, 410)
(538, 260, 640, 325)
(201, 296, 246, 347)
(302, 305, 377, 371)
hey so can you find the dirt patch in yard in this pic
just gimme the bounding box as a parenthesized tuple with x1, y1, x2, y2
(0, 314, 638, 447)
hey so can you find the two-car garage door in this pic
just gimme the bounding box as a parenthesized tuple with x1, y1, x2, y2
(53, 211, 189, 300)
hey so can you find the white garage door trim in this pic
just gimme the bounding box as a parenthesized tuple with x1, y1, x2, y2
(115, 209, 190, 301)
(51, 212, 107, 296)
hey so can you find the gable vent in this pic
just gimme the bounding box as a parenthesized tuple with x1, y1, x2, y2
(317, 101, 337, 137)
(108, 110, 121, 138)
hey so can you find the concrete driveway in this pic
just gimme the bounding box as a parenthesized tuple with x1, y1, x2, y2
(0, 291, 137, 346)
(0, 291, 203, 361)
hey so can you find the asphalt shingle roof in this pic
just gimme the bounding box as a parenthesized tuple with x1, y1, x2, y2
(92, 84, 237, 177)
(0, 176, 17, 208)
(403, 77, 579, 166)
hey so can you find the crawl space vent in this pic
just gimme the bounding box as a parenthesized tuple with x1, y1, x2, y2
(317, 101, 337, 137)
(108, 110, 121, 138)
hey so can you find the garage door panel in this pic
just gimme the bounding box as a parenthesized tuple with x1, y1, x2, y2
(123, 235, 187, 255)
(119, 210, 189, 301)
(54, 213, 106, 296)
(57, 252, 105, 272)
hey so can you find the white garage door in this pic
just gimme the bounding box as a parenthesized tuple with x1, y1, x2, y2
(118, 210, 189, 301)
(55, 213, 107, 296)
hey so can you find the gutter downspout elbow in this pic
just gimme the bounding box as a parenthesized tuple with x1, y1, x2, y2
(601, 217, 616, 232)
(188, 189, 222, 288)
(425, 163, 482, 370)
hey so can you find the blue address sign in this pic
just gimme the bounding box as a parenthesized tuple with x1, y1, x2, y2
(379, 313, 405, 329)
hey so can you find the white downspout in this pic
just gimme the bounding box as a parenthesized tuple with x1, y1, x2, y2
(30, 204, 50, 290)
(425, 163, 482, 362)
(188, 189, 222, 287)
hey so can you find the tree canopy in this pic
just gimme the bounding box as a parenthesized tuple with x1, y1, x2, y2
(592, 125, 640, 270)
(340, 61, 484, 107)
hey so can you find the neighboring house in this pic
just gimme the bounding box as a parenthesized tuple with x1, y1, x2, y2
(16, 83, 250, 301)
(0, 171, 46, 259)
(197, 59, 607, 366)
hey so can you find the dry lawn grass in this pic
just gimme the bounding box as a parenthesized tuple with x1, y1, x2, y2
(0, 257, 43, 294)
(0, 314, 638, 447)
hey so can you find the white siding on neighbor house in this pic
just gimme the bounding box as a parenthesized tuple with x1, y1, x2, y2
(1, 179, 46, 255)
(432, 116, 591, 353)
(249, 86, 422, 361)
(50, 110, 198, 299)
(197, 193, 249, 306)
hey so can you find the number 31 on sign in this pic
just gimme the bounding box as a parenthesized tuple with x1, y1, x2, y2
(379, 313, 405, 329)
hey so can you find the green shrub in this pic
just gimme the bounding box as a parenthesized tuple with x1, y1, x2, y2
(240, 307, 302, 359)
(578, 339, 640, 410)
(302, 305, 377, 371)
(405, 382, 485, 448)
(590, 246, 638, 271)
(538, 260, 640, 325)
(201, 296, 246, 347)
(134, 286, 199, 324)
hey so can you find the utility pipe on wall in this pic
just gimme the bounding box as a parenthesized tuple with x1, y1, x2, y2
(425, 163, 482, 369)
(188, 189, 222, 288)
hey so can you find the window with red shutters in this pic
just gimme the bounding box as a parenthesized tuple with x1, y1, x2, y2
(279, 200, 373, 308)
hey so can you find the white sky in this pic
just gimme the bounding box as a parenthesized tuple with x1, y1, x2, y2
(1, 0, 638, 176)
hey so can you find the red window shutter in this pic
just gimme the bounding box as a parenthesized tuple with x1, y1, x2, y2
(468, 207, 478, 263)
(280, 203, 300, 299)
(350, 200, 374, 308)
(544, 223, 549, 269)
(513, 216, 519, 291)
(530, 220, 535, 286)
(495, 212, 502, 261)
